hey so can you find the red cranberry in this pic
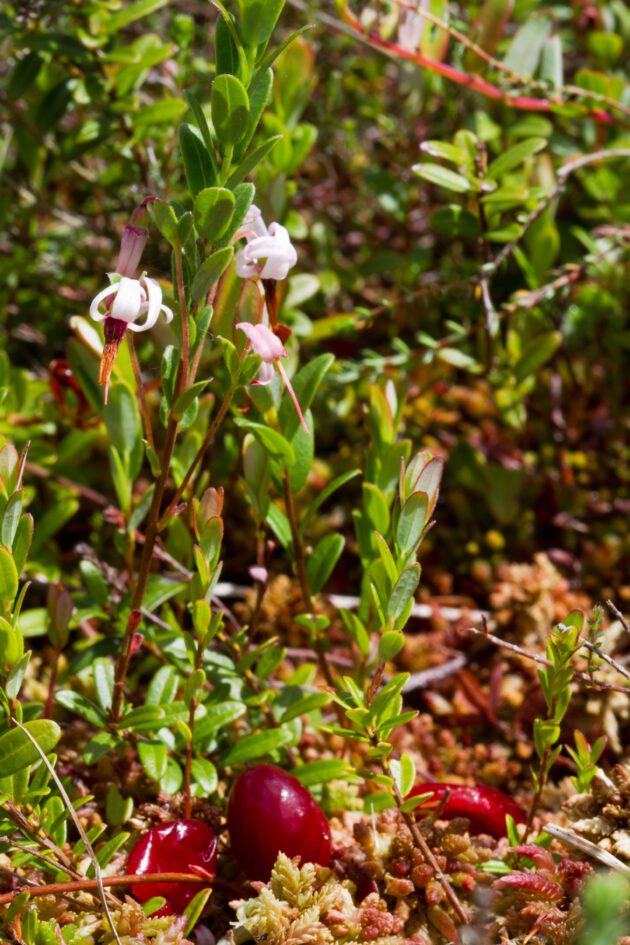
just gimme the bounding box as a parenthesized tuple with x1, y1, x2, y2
(407, 782, 526, 838)
(127, 819, 217, 914)
(227, 764, 332, 881)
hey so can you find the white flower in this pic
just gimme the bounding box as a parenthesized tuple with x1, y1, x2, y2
(235, 205, 297, 281)
(89, 275, 173, 333)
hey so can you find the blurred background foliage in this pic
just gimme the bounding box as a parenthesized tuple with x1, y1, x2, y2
(1, 0, 630, 606)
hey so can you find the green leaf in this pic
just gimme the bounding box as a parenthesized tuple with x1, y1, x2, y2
(150, 199, 180, 246)
(119, 705, 166, 732)
(108, 445, 131, 513)
(396, 491, 429, 556)
(138, 740, 168, 781)
(2, 491, 23, 549)
(430, 205, 480, 237)
(0, 615, 23, 667)
(191, 757, 218, 793)
(413, 163, 472, 193)
(79, 561, 109, 605)
(279, 692, 330, 724)
(193, 701, 247, 744)
(172, 380, 209, 421)
(55, 690, 106, 726)
(183, 888, 213, 937)
(293, 759, 359, 787)
(183, 668, 206, 707)
(6, 652, 30, 700)
(487, 137, 547, 179)
(0, 720, 61, 778)
(305, 533, 345, 595)
(225, 182, 256, 242)
(215, 12, 241, 77)
(8, 52, 44, 99)
(83, 732, 119, 764)
(540, 35, 563, 88)
(419, 140, 468, 165)
(0, 547, 18, 603)
(503, 14, 552, 76)
(93, 657, 115, 712)
(285, 408, 313, 493)
(387, 565, 420, 621)
(107, 0, 168, 30)
(194, 187, 236, 242)
(146, 666, 179, 705)
(179, 123, 215, 197)
(227, 135, 282, 188)
(222, 726, 294, 765)
(233, 68, 273, 163)
(301, 469, 361, 533)
(378, 630, 405, 661)
(211, 74, 249, 148)
(104, 381, 141, 463)
(191, 247, 234, 304)
(513, 331, 561, 385)
(340, 609, 370, 656)
(12, 513, 33, 577)
(400, 791, 435, 813)
(241, 0, 285, 46)
(362, 483, 390, 535)
(265, 503, 292, 549)
(237, 420, 295, 467)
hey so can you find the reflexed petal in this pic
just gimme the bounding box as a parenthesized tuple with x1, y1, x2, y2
(127, 278, 173, 332)
(89, 284, 116, 322)
(235, 251, 259, 279)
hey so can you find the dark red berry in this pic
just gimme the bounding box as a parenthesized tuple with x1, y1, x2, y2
(227, 764, 332, 881)
(408, 782, 526, 838)
(127, 819, 217, 915)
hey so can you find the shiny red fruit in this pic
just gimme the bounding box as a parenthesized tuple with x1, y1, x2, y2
(127, 819, 217, 915)
(408, 782, 526, 838)
(227, 764, 332, 881)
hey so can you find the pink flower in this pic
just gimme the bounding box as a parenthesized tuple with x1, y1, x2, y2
(236, 322, 309, 435)
(235, 206, 297, 281)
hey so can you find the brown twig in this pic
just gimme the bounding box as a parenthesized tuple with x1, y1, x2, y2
(465, 625, 630, 693)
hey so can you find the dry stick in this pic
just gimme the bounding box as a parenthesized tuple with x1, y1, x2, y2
(2, 802, 81, 878)
(608, 599, 630, 635)
(474, 145, 497, 370)
(465, 624, 629, 694)
(0, 872, 247, 907)
(11, 720, 123, 945)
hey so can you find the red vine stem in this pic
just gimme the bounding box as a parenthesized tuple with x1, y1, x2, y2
(338, 5, 624, 126)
